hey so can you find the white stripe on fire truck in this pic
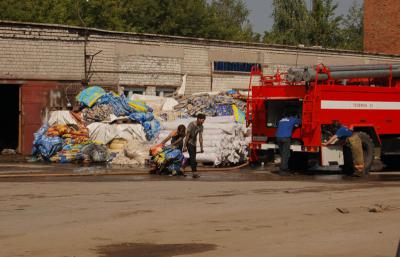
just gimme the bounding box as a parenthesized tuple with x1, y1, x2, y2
(321, 100, 400, 110)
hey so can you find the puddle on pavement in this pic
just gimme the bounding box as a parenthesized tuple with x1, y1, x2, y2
(96, 243, 217, 257)
(1, 160, 400, 182)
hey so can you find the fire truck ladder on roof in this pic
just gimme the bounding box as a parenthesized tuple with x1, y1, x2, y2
(302, 65, 324, 134)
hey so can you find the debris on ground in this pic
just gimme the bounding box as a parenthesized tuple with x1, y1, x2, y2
(1, 149, 17, 155)
(367, 204, 397, 213)
(336, 207, 350, 214)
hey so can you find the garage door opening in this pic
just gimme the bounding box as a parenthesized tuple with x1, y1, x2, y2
(0, 85, 20, 151)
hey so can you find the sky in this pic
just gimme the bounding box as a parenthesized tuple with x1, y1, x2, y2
(245, 0, 363, 34)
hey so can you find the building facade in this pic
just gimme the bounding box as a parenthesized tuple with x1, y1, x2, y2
(364, 0, 400, 55)
(0, 21, 399, 154)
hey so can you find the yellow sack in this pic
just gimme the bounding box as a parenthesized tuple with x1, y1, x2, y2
(232, 104, 245, 124)
(129, 100, 148, 112)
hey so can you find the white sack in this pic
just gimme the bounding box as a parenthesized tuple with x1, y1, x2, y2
(48, 111, 77, 126)
(183, 152, 217, 163)
(177, 74, 186, 96)
(88, 123, 146, 145)
(162, 98, 179, 111)
(214, 125, 250, 166)
(162, 117, 236, 131)
(88, 123, 119, 145)
(114, 124, 147, 142)
(130, 94, 166, 112)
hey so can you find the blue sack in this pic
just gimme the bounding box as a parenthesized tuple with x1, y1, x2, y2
(164, 148, 183, 160)
(129, 112, 159, 140)
(144, 119, 161, 141)
(97, 93, 133, 117)
(129, 112, 154, 123)
(215, 104, 233, 116)
(76, 86, 106, 107)
(32, 124, 63, 160)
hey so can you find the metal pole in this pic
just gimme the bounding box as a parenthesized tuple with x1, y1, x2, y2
(304, 68, 400, 82)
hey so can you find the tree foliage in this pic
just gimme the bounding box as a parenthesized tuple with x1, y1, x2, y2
(264, 0, 363, 51)
(264, 0, 310, 46)
(0, 0, 364, 49)
(0, 0, 258, 42)
(339, 1, 364, 50)
(309, 0, 342, 47)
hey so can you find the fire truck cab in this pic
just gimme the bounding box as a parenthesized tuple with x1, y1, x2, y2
(247, 64, 400, 174)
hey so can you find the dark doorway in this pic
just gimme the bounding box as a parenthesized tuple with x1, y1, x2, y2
(0, 85, 20, 151)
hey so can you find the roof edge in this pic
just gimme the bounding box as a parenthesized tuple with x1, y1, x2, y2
(1, 19, 400, 58)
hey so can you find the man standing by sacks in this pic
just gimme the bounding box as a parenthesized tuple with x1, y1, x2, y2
(183, 113, 206, 178)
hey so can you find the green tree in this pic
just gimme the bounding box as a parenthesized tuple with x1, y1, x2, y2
(309, 0, 342, 48)
(264, 0, 310, 46)
(339, 1, 363, 51)
(0, 0, 258, 42)
(207, 0, 257, 41)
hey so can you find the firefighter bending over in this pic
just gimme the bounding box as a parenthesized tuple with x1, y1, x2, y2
(275, 112, 301, 174)
(322, 121, 364, 175)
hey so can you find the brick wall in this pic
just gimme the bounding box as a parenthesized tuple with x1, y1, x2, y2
(182, 48, 211, 94)
(0, 25, 83, 80)
(0, 22, 400, 96)
(364, 0, 400, 55)
(119, 55, 182, 86)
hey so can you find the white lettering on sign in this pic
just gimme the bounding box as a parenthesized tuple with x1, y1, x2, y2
(321, 100, 400, 110)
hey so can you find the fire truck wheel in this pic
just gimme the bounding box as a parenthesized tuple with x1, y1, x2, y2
(343, 132, 374, 176)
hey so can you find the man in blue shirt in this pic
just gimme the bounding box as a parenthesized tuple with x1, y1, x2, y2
(322, 121, 364, 175)
(275, 113, 301, 173)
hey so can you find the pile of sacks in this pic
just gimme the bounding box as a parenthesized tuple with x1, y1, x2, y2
(76, 86, 160, 165)
(156, 116, 250, 166)
(31, 86, 161, 165)
(173, 91, 247, 119)
(32, 123, 109, 163)
(77, 86, 160, 141)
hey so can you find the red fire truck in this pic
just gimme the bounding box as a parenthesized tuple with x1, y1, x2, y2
(247, 64, 400, 175)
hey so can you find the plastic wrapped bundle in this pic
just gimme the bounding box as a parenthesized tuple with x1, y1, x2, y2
(151, 147, 185, 175)
(76, 86, 106, 108)
(129, 112, 160, 141)
(214, 125, 250, 166)
(96, 92, 133, 117)
(32, 125, 63, 160)
(82, 104, 114, 123)
(48, 111, 78, 126)
(215, 104, 233, 116)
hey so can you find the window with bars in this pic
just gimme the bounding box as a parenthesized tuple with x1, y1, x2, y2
(213, 61, 261, 73)
(156, 87, 175, 97)
(124, 87, 145, 97)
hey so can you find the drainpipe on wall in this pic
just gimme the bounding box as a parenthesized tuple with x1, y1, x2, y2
(210, 61, 213, 92)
